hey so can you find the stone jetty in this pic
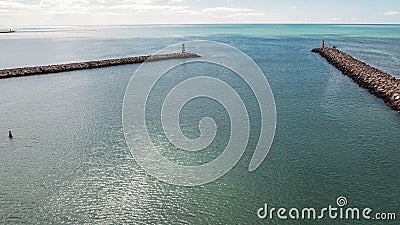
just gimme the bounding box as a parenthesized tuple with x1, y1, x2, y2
(0, 52, 200, 79)
(312, 47, 400, 113)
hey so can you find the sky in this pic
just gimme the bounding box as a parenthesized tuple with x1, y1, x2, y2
(0, 0, 399, 26)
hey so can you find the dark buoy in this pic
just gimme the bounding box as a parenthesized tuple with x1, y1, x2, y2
(9, 131, 13, 139)
(322, 40, 325, 48)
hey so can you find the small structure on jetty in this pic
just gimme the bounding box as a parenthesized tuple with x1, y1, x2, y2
(182, 43, 186, 53)
(0, 52, 200, 79)
(312, 47, 400, 113)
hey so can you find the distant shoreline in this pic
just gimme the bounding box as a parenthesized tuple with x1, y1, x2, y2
(0, 30, 15, 34)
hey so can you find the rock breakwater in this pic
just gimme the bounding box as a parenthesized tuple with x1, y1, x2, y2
(312, 47, 400, 113)
(0, 52, 200, 79)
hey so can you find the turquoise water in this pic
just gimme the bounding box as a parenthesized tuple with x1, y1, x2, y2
(0, 25, 399, 224)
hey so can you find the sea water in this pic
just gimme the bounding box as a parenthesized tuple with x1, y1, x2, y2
(0, 24, 399, 224)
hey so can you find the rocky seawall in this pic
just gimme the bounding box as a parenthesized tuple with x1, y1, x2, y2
(0, 52, 200, 79)
(312, 47, 400, 113)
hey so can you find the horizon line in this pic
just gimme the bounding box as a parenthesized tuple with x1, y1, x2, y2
(2, 22, 400, 28)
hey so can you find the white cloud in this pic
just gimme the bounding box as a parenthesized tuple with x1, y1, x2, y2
(0, 0, 191, 16)
(329, 17, 342, 21)
(108, 3, 187, 11)
(200, 6, 264, 19)
(0, 0, 265, 25)
(0, 1, 263, 16)
(224, 12, 264, 18)
(202, 7, 254, 14)
(384, 11, 400, 16)
(1, 1, 400, 25)
(0, 1, 40, 11)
